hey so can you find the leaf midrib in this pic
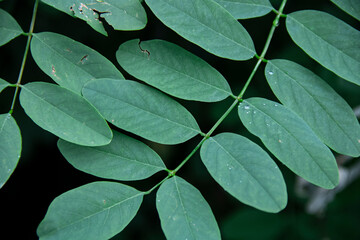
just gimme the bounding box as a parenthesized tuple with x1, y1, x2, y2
(152, 0, 254, 53)
(211, 137, 282, 209)
(23, 86, 109, 140)
(121, 47, 232, 96)
(41, 192, 143, 237)
(271, 63, 360, 152)
(84, 86, 200, 134)
(246, 101, 336, 186)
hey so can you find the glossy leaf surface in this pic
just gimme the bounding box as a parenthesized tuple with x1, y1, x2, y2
(58, 131, 166, 181)
(265, 59, 360, 157)
(82, 78, 201, 145)
(37, 182, 143, 240)
(330, 0, 360, 21)
(238, 98, 339, 189)
(156, 176, 221, 240)
(0, 114, 21, 189)
(200, 133, 287, 212)
(31, 32, 123, 94)
(145, 0, 255, 60)
(20, 82, 112, 146)
(286, 10, 360, 86)
(213, 0, 273, 19)
(117, 39, 232, 102)
(41, 0, 147, 35)
(0, 8, 23, 46)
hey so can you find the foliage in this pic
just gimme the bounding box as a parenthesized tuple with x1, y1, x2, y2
(0, 0, 359, 239)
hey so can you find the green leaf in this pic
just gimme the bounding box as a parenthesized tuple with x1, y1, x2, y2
(31, 32, 123, 94)
(82, 78, 201, 145)
(41, 0, 147, 35)
(0, 78, 10, 93)
(0, 9, 23, 46)
(286, 10, 360, 86)
(0, 114, 22, 189)
(37, 181, 143, 240)
(265, 59, 360, 157)
(57, 130, 167, 181)
(238, 98, 339, 189)
(116, 39, 232, 102)
(20, 82, 112, 146)
(156, 176, 221, 240)
(200, 133, 287, 212)
(145, 0, 255, 60)
(330, 0, 360, 21)
(213, 0, 273, 19)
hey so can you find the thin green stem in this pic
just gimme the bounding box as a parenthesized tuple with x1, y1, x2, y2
(9, 0, 40, 115)
(144, 174, 171, 195)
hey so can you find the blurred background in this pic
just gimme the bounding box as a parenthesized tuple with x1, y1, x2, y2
(0, 0, 359, 239)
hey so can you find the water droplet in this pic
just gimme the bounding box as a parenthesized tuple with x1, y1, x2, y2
(268, 71, 274, 75)
(263, 103, 266, 106)
(278, 139, 282, 143)
(249, 121, 252, 124)
(274, 104, 278, 107)
(266, 123, 270, 127)
(253, 110, 257, 114)
(244, 105, 250, 110)
(246, 111, 250, 114)
(7, 169, 11, 173)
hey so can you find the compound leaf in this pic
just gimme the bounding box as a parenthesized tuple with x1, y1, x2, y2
(265, 59, 360, 157)
(116, 39, 232, 102)
(82, 78, 201, 145)
(0, 8, 23, 46)
(37, 181, 143, 240)
(0, 114, 21, 189)
(286, 10, 360, 86)
(200, 132, 287, 213)
(156, 176, 221, 240)
(41, 0, 147, 35)
(213, 0, 273, 19)
(238, 98, 339, 189)
(0, 78, 10, 93)
(58, 131, 167, 181)
(20, 82, 112, 146)
(31, 32, 123, 94)
(145, 0, 255, 60)
(330, 0, 360, 21)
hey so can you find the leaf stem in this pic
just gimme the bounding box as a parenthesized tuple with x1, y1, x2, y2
(9, 0, 40, 115)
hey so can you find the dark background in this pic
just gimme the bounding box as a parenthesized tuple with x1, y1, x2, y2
(0, 0, 360, 239)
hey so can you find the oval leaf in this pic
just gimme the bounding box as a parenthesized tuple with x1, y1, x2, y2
(116, 39, 232, 102)
(200, 133, 287, 212)
(265, 59, 360, 157)
(37, 181, 143, 240)
(82, 78, 201, 145)
(58, 131, 167, 181)
(213, 0, 273, 19)
(41, 0, 147, 35)
(238, 98, 339, 189)
(0, 9, 23, 46)
(31, 32, 124, 94)
(145, 0, 255, 60)
(0, 114, 22, 189)
(286, 10, 360, 86)
(20, 82, 112, 146)
(330, 0, 360, 21)
(156, 176, 221, 240)
(0, 78, 10, 93)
